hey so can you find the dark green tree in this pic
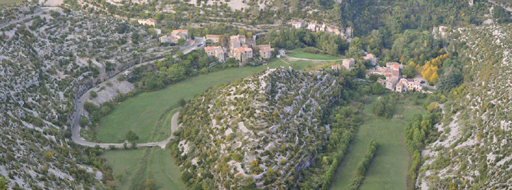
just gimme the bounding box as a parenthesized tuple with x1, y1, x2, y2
(178, 98, 186, 107)
(125, 130, 139, 142)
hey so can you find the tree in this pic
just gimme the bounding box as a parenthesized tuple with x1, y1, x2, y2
(44, 151, 53, 161)
(101, 105, 111, 116)
(369, 74, 378, 82)
(437, 66, 461, 92)
(427, 102, 439, 113)
(178, 98, 186, 107)
(349, 37, 362, 50)
(125, 130, 139, 142)
(181, 171, 193, 183)
(131, 32, 140, 44)
(371, 82, 384, 94)
(0, 176, 8, 190)
(90, 91, 98, 98)
(178, 38, 185, 46)
(402, 62, 417, 78)
(372, 96, 394, 118)
(79, 116, 90, 127)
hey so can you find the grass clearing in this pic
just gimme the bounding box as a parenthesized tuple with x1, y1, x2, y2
(288, 51, 341, 60)
(103, 147, 186, 190)
(96, 61, 288, 143)
(0, 0, 24, 4)
(331, 95, 426, 190)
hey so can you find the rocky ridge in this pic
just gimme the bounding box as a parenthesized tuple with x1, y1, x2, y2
(417, 24, 512, 189)
(172, 67, 345, 189)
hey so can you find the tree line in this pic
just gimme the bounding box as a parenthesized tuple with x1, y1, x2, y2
(350, 140, 379, 190)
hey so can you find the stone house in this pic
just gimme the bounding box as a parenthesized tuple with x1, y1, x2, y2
(363, 54, 378, 65)
(396, 78, 422, 92)
(342, 58, 355, 70)
(159, 35, 170, 43)
(171, 30, 188, 39)
(205, 46, 225, 62)
(231, 35, 246, 44)
(234, 47, 253, 62)
(292, 21, 305, 28)
(260, 49, 272, 59)
(230, 38, 241, 53)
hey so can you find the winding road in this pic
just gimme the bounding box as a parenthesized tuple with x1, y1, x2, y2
(71, 39, 203, 149)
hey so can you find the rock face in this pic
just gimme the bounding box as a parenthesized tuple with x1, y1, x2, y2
(417, 25, 512, 189)
(172, 67, 345, 189)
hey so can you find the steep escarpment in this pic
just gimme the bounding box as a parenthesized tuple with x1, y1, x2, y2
(169, 67, 347, 189)
(417, 24, 512, 189)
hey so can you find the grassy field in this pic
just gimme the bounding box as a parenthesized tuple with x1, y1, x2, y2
(288, 51, 341, 60)
(96, 61, 288, 143)
(103, 147, 186, 190)
(0, 0, 24, 4)
(331, 95, 426, 190)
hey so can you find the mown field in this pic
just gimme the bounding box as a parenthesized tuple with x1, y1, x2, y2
(0, 0, 23, 4)
(331, 95, 427, 190)
(288, 51, 341, 60)
(96, 61, 288, 143)
(103, 147, 186, 190)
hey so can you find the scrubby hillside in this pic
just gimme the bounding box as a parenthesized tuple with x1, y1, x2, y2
(417, 24, 512, 189)
(169, 67, 348, 189)
(0, 3, 157, 189)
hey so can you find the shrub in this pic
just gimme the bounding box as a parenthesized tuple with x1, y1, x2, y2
(90, 91, 97, 98)
(79, 116, 90, 127)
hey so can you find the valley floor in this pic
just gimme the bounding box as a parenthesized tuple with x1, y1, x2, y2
(103, 147, 186, 190)
(95, 61, 289, 143)
(331, 95, 426, 190)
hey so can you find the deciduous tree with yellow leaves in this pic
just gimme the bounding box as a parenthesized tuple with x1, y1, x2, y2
(421, 54, 450, 83)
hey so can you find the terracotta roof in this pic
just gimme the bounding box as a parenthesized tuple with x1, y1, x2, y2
(206, 35, 220, 38)
(260, 49, 272, 53)
(171, 30, 188, 34)
(243, 47, 252, 52)
(205, 47, 216, 51)
(189, 40, 195, 44)
(258, 45, 271, 49)
(343, 58, 355, 64)
(235, 46, 244, 53)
